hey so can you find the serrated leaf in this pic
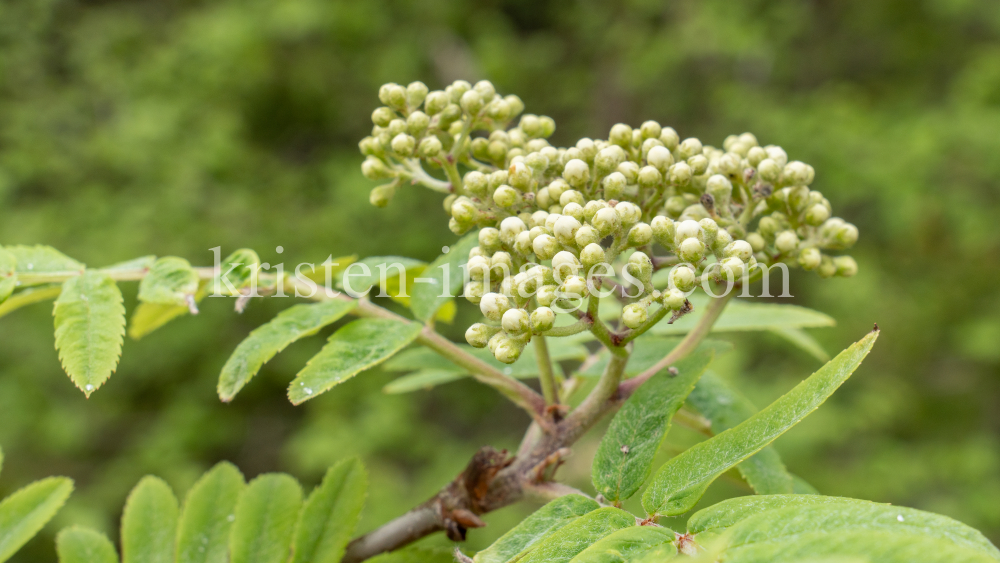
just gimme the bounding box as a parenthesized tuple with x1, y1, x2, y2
(290, 458, 367, 563)
(653, 296, 834, 335)
(516, 508, 638, 563)
(338, 256, 426, 295)
(210, 249, 261, 297)
(121, 476, 178, 563)
(474, 495, 600, 563)
(720, 530, 997, 563)
(56, 527, 119, 563)
(410, 233, 478, 322)
(229, 474, 303, 563)
(368, 547, 457, 563)
(567, 526, 675, 563)
(687, 371, 794, 495)
(642, 330, 879, 517)
(718, 498, 1000, 558)
(0, 248, 15, 304)
(578, 336, 732, 378)
(593, 350, 714, 503)
(218, 300, 357, 402)
(688, 495, 865, 535)
(288, 318, 422, 404)
(53, 272, 126, 397)
(176, 462, 245, 563)
(103, 256, 156, 272)
(5, 245, 85, 286)
(0, 284, 62, 320)
(138, 257, 199, 309)
(127, 302, 191, 340)
(769, 327, 830, 362)
(0, 477, 74, 562)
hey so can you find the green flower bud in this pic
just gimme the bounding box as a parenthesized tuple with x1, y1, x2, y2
(784, 161, 814, 185)
(561, 202, 584, 222)
(788, 186, 811, 213)
(669, 162, 693, 185)
(460, 90, 484, 115)
(379, 82, 407, 110)
(834, 255, 858, 277)
(756, 158, 781, 183)
(493, 185, 519, 208)
(659, 127, 680, 150)
(450, 197, 478, 223)
(532, 234, 559, 260)
(646, 145, 674, 174)
(499, 216, 527, 244)
(391, 133, 416, 157)
(490, 251, 514, 278)
(480, 292, 511, 322)
(552, 250, 581, 280)
(448, 80, 471, 102)
(609, 123, 633, 148)
(602, 172, 627, 200)
(615, 202, 642, 229)
(538, 116, 556, 138)
(712, 228, 734, 254)
(798, 247, 822, 270)
(665, 195, 687, 218)
(403, 80, 428, 107)
(638, 166, 663, 189)
(758, 216, 779, 239)
(651, 216, 676, 247)
(407, 110, 430, 134)
(463, 171, 488, 197)
(677, 137, 703, 160)
(580, 243, 606, 270)
(559, 189, 585, 207)
(514, 231, 532, 255)
(362, 156, 393, 180)
(438, 104, 463, 127)
(563, 159, 590, 188)
(465, 280, 487, 304)
(720, 256, 745, 280)
(617, 161, 639, 184)
(525, 152, 549, 175)
(486, 99, 512, 121)
(627, 222, 653, 247)
(530, 307, 556, 332)
(560, 275, 589, 299)
(662, 288, 687, 310)
(418, 136, 443, 157)
(369, 183, 396, 207)
(627, 251, 653, 283)
(486, 331, 504, 353)
(479, 227, 501, 252)
(716, 153, 741, 177)
(726, 222, 747, 241)
(518, 114, 540, 137)
(504, 95, 525, 117)
(674, 219, 704, 245)
(775, 230, 800, 254)
(724, 240, 754, 262)
(467, 255, 490, 280)
(688, 155, 709, 176)
(699, 218, 719, 247)
(670, 266, 697, 292)
(746, 232, 766, 252)
(553, 215, 582, 245)
(487, 140, 507, 163)
(536, 284, 558, 306)
(678, 237, 707, 263)
(424, 91, 449, 115)
(501, 307, 530, 335)
(465, 322, 496, 348)
(449, 217, 471, 234)
(544, 213, 562, 230)
(706, 174, 733, 206)
(640, 120, 662, 140)
(817, 255, 837, 279)
(575, 225, 601, 247)
(835, 223, 859, 248)
(595, 145, 627, 175)
(372, 107, 395, 127)
(623, 303, 648, 329)
(494, 337, 523, 364)
(747, 146, 767, 167)
(805, 203, 830, 226)
(580, 200, 604, 223)
(591, 207, 620, 236)
(508, 161, 532, 191)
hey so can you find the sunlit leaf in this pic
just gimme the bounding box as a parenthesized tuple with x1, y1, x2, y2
(567, 526, 675, 563)
(5, 245, 85, 286)
(720, 530, 996, 563)
(516, 508, 637, 563)
(410, 233, 478, 322)
(138, 257, 199, 309)
(56, 527, 119, 563)
(474, 495, 600, 563)
(0, 477, 74, 562)
(53, 272, 126, 397)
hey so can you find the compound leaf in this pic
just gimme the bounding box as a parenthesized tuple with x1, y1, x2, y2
(0, 248, 15, 304)
(5, 245, 85, 286)
(653, 297, 834, 335)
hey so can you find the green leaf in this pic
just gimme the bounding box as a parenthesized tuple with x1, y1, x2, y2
(567, 526, 675, 563)
(5, 245, 85, 286)
(288, 318, 422, 404)
(0, 284, 62, 320)
(56, 527, 119, 563)
(516, 508, 638, 563)
(103, 256, 156, 272)
(687, 371, 794, 495)
(383, 369, 470, 394)
(210, 249, 261, 296)
(578, 336, 732, 378)
(410, 232, 478, 322)
(769, 327, 830, 362)
(0, 248, 16, 304)
(53, 272, 126, 397)
(121, 476, 178, 563)
(719, 530, 997, 563)
(218, 300, 357, 402)
(138, 257, 199, 309)
(642, 330, 879, 517)
(127, 302, 191, 340)
(290, 458, 367, 563)
(0, 477, 74, 562)
(688, 494, 864, 535)
(474, 495, 600, 563)
(592, 350, 714, 503)
(719, 498, 1000, 558)
(791, 474, 820, 495)
(338, 256, 426, 295)
(653, 296, 834, 335)
(368, 547, 457, 563)
(176, 462, 245, 563)
(229, 474, 303, 563)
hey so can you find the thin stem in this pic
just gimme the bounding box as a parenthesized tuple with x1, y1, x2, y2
(443, 159, 464, 195)
(617, 304, 670, 346)
(402, 160, 452, 193)
(561, 352, 629, 442)
(534, 336, 559, 405)
(619, 290, 734, 397)
(585, 294, 626, 357)
(541, 318, 592, 337)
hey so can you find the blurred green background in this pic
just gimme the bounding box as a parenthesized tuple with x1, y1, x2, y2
(2, 0, 1000, 559)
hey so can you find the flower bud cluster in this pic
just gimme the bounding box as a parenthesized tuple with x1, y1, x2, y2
(360, 82, 861, 363)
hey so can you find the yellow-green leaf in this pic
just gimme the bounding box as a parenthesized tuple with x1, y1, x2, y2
(56, 527, 119, 563)
(138, 257, 199, 309)
(410, 233, 478, 322)
(229, 474, 303, 563)
(0, 285, 62, 321)
(53, 272, 126, 397)
(210, 249, 261, 297)
(769, 327, 830, 362)
(0, 477, 74, 562)
(121, 477, 178, 563)
(127, 302, 191, 340)
(516, 508, 637, 563)
(653, 296, 834, 335)
(5, 245, 85, 286)
(0, 248, 15, 304)
(176, 462, 245, 563)
(567, 526, 675, 563)
(474, 495, 600, 563)
(290, 458, 367, 563)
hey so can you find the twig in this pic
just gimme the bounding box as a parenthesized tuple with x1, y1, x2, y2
(534, 336, 559, 405)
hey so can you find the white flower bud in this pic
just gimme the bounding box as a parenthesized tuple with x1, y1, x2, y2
(712, 228, 734, 253)
(669, 162, 693, 185)
(491, 252, 514, 278)
(638, 166, 662, 189)
(460, 90, 484, 114)
(627, 222, 653, 247)
(371, 107, 395, 127)
(530, 307, 556, 332)
(544, 213, 562, 230)
(699, 218, 719, 247)
(580, 243, 606, 270)
(563, 159, 590, 188)
(532, 234, 559, 260)
(663, 288, 687, 310)
(659, 127, 680, 150)
(651, 216, 675, 247)
(670, 266, 697, 292)
(500, 217, 528, 245)
(575, 225, 601, 247)
(502, 308, 531, 335)
(746, 232, 766, 252)
(560, 275, 589, 299)
(418, 136, 442, 157)
(677, 138, 703, 160)
(646, 145, 674, 174)
(493, 185, 519, 208)
(513, 231, 532, 255)
(553, 215, 582, 244)
(451, 197, 478, 223)
(623, 303, 648, 329)
(798, 247, 822, 271)
(508, 161, 533, 191)
(595, 145, 627, 175)
(361, 157, 393, 180)
(834, 256, 858, 277)
(591, 207, 620, 236)
(640, 120, 662, 139)
(552, 251, 581, 280)
(480, 292, 511, 321)
(720, 256, 745, 280)
(479, 227, 501, 252)
(467, 255, 490, 280)
(757, 158, 781, 183)
(784, 161, 813, 185)
(562, 202, 585, 222)
(627, 251, 653, 283)
(725, 240, 754, 262)
(617, 161, 639, 184)
(613, 202, 640, 229)
(559, 189, 585, 207)
(405, 81, 429, 107)
(688, 154, 709, 176)
(536, 284, 558, 306)
(609, 123, 633, 147)
(678, 238, 707, 263)
(673, 219, 704, 245)
(379, 82, 407, 110)
(775, 230, 800, 254)
(602, 172, 627, 200)
(465, 323, 495, 348)
(390, 133, 416, 157)
(706, 174, 733, 204)
(407, 111, 430, 135)
(836, 223, 859, 248)
(805, 204, 830, 226)
(747, 146, 767, 167)
(765, 145, 788, 167)
(465, 280, 487, 304)
(424, 91, 449, 115)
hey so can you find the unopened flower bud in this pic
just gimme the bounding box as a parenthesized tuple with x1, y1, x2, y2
(467, 255, 490, 280)
(757, 158, 781, 183)
(554, 215, 582, 244)
(494, 337, 523, 364)
(678, 238, 707, 263)
(659, 127, 680, 150)
(530, 307, 556, 332)
(805, 204, 830, 226)
(464, 171, 488, 197)
(480, 292, 511, 321)
(674, 219, 704, 245)
(502, 308, 530, 335)
(669, 162, 693, 185)
(595, 145, 627, 175)
(646, 145, 674, 174)
(663, 288, 687, 310)
(391, 133, 416, 157)
(638, 166, 663, 189)
(627, 222, 653, 247)
(575, 225, 601, 247)
(460, 90, 484, 114)
(552, 251, 581, 280)
(627, 251, 653, 283)
(798, 247, 822, 270)
(688, 154, 709, 176)
(720, 256, 745, 280)
(609, 123, 633, 147)
(725, 240, 754, 262)
(536, 285, 558, 306)
(617, 161, 639, 184)
(834, 255, 858, 277)
(783, 161, 813, 185)
(493, 185, 519, 208)
(602, 172, 627, 200)
(747, 146, 767, 167)
(379, 82, 407, 110)
(369, 183, 396, 207)
(563, 159, 590, 188)
(699, 218, 719, 247)
(479, 227, 501, 252)
(835, 223, 859, 248)
(466, 323, 496, 348)
(559, 189, 585, 207)
(758, 216, 780, 239)
(465, 280, 487, 304)
(362, 157, 393, 180)
(532, 234, 559, 260)
(615, 202, 642, 228)
(623, 303, 648, 329)
(560, 275, 589, 299)
(508, 161, 532, 191)
(651, 216, 675, 247)
(712, 228, 734, 254)
(775, 230, 800, 254)
(418, 136, 442, 157)
(746, 232, 766, 252)
(592, 207, 620, 237)
(670, 266, 697, 292)
(372, 107, 395, 127)
(706, 175, 733, 205)
(491, 252, 514, 278)
(677, 137, 703, 160)
(580, 243, 606, 270)
(514, 231, 532, 255)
